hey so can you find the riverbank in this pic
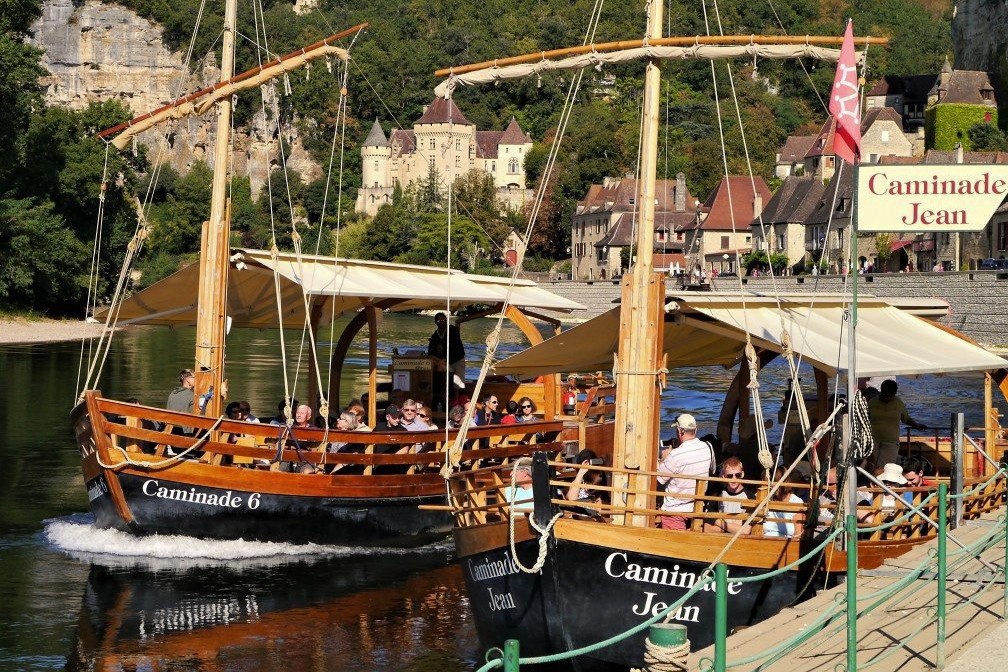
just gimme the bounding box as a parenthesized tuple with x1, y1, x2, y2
(0, 317, 110, 345)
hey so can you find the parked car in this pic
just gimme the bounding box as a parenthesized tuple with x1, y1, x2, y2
(978, 258, 1008, 270)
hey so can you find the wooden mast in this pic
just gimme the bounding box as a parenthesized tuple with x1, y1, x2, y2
(609, 1, 667, 526)
(194, 0, 238, 417)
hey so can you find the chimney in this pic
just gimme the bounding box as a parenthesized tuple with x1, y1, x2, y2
(753, 194, 763, 219)
(675, 172, 686, 212)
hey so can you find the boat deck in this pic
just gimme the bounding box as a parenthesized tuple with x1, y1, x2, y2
(693, 512, 1007, 671)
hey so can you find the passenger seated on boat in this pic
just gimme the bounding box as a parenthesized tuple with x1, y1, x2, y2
(474, 394, 502, 426)
(817, 467, 873, 530)
(292, 404, 313, 429)
(346, 398, 366, 427)
(516, 397, 538, 424)
(376, 404, 406, 433)
(225, 401, 244, 445)
(500, 400, 519, 425)
(877, 462, 913, 508)
(564, 449, 607, 503)
(504, 464, 535, 515)
(269, 397, 299, 426)
(124, 397, 161, 453)
(415, 403, 436, 429)
(238, 400, 259, 423)
(901, 456, 933, 492)
(446, 405, 467, 429)
(657, 414, 714, 531)
(763, 468, 804, 538)
(400, 399, 425, 431)
(707, 457, 752, 534)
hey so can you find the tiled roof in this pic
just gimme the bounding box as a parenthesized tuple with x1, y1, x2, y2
(362, 119, 388, 147)
(500, 117, 532, 145)
(594, 213, 690, 249)
(931, 70, 998, 105)
(576, 178, 693, 212)
(389, 129, 415, 154)
(777, 135, 816, 163)
(755, 175, 825, 226)
(700, 176, 772, 231)
(475, 131, 503, 159)
(805, 169, 854, 226)
(804, 119, 836, 159)
(416, 97, 474, 125)
(861, 106, 903, 130)
(867, 74, 937, 100)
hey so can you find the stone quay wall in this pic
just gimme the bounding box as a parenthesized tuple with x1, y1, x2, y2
(541, 271, 1008, 347)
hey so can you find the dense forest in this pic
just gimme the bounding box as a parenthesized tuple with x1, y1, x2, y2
(1, 0, 955, 316)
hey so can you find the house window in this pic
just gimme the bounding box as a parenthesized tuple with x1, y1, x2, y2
(721, 235, 729, 249)
(456, 138, 461, 151)
(776, 233, 786, 250)
(455, 156, 460, 168)
(998, 222, 1008, 252)
(491, 162, 496, 172)
(430, 138, 436, 149)
(597, 248, 606, 263)
(880, 131, 890, 142)
(373, 160, 378, 171)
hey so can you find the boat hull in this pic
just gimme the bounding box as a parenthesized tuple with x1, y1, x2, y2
(85, 470, 450, 546)
(457, 531, 802, 671)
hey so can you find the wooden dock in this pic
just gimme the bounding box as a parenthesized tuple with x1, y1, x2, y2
(692, 514, 1007, 671)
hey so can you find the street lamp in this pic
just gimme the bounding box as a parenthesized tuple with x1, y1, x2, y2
(723, 252, 730, 274)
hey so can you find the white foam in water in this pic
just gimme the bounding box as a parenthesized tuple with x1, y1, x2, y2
(43, 515, 452, 570)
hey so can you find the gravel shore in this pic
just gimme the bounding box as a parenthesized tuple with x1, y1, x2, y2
(0, 318, 112, 345)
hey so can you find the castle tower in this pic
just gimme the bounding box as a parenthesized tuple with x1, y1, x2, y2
(356, 119, 393, 215)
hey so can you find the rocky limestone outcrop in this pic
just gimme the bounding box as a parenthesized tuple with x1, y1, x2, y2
(28, 0, 320, 194)
(952, 0, 1008, 72)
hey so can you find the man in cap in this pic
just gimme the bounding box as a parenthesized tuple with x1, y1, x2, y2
(657, 413, 714, 530)
(166, 369, 196, 435)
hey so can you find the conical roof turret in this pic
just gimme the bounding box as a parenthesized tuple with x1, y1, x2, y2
(500, 116, 532, 144)
(363, 119, 389, 147)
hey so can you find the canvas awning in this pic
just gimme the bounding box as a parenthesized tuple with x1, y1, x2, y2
(98, 248, 585, 329)
(492, 292, 1005, 378)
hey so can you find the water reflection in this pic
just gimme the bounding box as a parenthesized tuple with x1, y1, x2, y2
(65, 549, 476, 672)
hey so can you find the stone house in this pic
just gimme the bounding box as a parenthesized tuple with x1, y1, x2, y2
(860, 107, 916, 162)
(925, 59, 1000, 150)
(865, 74, 936, 132)
(356, 99, 534, 216)
(502, 229, 527, 268)
(689, 176, 771, 275)
(750, 176, 826, 272)
(775, 135, 815, 178)
(570, 175, 695, 280)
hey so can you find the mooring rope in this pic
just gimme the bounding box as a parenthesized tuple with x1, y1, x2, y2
(637, 635, 690, 672)
(506, 459, 563, 573)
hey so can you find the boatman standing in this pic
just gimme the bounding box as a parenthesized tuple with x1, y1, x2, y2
(657, 413, 714, 530)
(166, 368, 195, 435)
(428, 312, 466, 387)
(867, 379, 926, 468)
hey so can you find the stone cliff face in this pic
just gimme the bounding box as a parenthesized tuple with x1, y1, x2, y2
(952, 0, 1008, 72)
(28, 0, 320, 194)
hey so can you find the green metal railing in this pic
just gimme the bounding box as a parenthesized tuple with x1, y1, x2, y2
(478, 468, 1008, 671)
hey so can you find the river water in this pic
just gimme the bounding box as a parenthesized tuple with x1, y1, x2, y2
(0, 313, 1001, 671)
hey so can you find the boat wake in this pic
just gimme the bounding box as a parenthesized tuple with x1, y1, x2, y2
(43, 514, 453, 570)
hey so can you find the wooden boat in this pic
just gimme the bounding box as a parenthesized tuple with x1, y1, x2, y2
(435, 14, 1008, 672)
(70, 7, 611, 546)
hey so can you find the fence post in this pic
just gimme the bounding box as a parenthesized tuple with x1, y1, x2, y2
(715, 563, 728, 672)
(937, 482, 948, 669)
(950, 412, 964, 529)
(504, 639, 519, 672)
(846, 514, 858, 672)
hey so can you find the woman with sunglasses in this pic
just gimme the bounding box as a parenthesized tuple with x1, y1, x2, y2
(516, 396, 537, 423)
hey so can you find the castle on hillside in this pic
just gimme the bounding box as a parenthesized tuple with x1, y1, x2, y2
(355, 98, 534, 216)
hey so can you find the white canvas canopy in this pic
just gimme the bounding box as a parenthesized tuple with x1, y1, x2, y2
(493, 292, 1005, 378)
(98, 248, 584, 328)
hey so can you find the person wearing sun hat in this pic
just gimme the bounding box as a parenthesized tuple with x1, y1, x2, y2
(657, 413, 714, 530)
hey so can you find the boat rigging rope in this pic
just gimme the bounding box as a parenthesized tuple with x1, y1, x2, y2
(506, 459, 564, 574)
(847, 389, 874, 462)
(441, 0, 608, 478)
(96, 416, 225, 471)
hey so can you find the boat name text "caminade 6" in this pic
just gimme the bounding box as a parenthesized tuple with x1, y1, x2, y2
(141, 480, 261, 509)
(604, 552, 743, 621)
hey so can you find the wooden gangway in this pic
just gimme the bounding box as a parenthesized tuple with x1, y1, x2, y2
(693, 511, 1008, 671)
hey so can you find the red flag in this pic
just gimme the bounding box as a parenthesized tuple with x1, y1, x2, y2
(829, 20, 861, 165)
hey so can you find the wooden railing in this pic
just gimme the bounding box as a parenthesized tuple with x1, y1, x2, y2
(93, 395, 566, 477)
(447, 459, 1007, 544)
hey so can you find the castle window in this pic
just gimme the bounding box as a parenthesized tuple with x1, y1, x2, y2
(491, 162, 496, 172)
(455, 156, 460, 168)
(508, 158, 519, 173)
(373, 160, 378, 171)
(456, 138, 461, 150)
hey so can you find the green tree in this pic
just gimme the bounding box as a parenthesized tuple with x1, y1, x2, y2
(0, 198, 88, 313)
(967, 122, 1008, 151)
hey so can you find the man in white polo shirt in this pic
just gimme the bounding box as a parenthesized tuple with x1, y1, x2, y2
(657, 413, 714, 530)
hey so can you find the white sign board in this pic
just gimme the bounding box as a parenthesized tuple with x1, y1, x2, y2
(857, 165, 1008, 232)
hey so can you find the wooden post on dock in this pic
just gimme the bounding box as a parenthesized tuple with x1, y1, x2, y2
(951, 412, 965, 529)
